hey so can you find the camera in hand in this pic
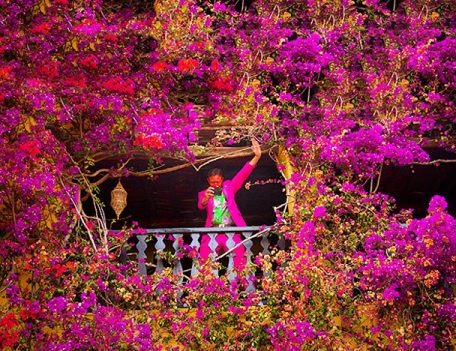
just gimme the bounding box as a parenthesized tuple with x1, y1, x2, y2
(213, 186, 222, 196)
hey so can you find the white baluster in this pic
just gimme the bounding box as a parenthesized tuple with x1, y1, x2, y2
(226, 234, 236, 282)
(261, 234, 270, 255)
(278, 235, 286, 250)
(243, 231, 255, 292)
(137, 235, 148, 276)
(155, 234, 166, 274)
(260, 233, 271, 279)
(172, 234, 184, 284)
(208, 233, 219, 275)
(190, 232, 201, 277)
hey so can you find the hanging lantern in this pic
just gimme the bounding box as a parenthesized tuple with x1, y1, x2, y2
(111, 180, 127, 219)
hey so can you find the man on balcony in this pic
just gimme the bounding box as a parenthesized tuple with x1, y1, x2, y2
(198, 138, 262, 269)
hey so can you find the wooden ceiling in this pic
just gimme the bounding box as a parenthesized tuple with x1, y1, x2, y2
(88, 154, 286, 229)
(378, 146, 456, 218)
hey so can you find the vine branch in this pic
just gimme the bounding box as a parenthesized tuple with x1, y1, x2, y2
(412, 159, 456, 165)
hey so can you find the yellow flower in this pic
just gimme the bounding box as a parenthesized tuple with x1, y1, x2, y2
(282, 12, 291, 22)
(251, 79, 261, 88)
(430, 12, 439, 21)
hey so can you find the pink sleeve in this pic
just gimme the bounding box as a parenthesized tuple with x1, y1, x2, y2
(198, 190, 207, 210)
(230, 162, 255, 194)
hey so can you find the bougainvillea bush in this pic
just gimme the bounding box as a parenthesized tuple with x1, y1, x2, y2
(1, 0, 454, 349)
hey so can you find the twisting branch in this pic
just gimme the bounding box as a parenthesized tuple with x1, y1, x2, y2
(82, 147, 273, 179)
(215, 224, 277, 261)
(11, 193, 16, 226)
(191, 146, 257, 172)
(412, 159, 456, 165)
(84, 158, 132, 177)
(58, 176, 97, 252)
(191, 154, 227, 172)
(62, 151, 113, 253)
(374, 163, 383, 193)
(91, 173, 112, 187)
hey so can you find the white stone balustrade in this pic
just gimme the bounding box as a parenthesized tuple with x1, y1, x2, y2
(134, 226, 281, 284)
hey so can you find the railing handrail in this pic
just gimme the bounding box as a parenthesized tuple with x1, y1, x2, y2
(144, 226, 262, 235)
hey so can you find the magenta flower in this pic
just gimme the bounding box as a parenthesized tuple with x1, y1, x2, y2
(47, 297, 68, 313)
(428, 195, 448, 213)
(313, 206, 326, 219)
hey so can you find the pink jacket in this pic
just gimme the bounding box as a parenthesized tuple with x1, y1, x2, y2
(198, 162, 256, 227)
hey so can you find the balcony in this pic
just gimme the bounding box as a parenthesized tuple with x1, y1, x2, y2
(127, 226, 285, 289)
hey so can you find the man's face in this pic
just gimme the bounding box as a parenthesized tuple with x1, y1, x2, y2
(207, 175, 223, 188)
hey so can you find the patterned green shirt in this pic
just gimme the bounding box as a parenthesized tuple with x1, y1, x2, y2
(212, 194, 233, 227)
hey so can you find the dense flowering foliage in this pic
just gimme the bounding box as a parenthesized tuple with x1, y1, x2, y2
(1, 0, 455, 350)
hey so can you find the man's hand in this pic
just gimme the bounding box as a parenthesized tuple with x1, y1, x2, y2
(249, 137, 262, 166)
(201, 187, 215, 206)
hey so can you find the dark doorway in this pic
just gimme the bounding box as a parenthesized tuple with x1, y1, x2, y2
(377, 146, 456, 218)
(84, 155, 286, 229)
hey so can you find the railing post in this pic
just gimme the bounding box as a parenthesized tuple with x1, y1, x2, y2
(208, 232, 219, 275)
(172, 233, 184, 283)
(226, 234, 236, 282)
(261, 234, 270, 255)
(190, 232, 201, 277)
(278, 235, 286, 250)
(243, 231, 255, 292)
(155, 234, 166, 274)
(137, 235, 147, 276)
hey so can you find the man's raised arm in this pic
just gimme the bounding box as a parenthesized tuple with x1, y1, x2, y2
(231, 138, 262, 193)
